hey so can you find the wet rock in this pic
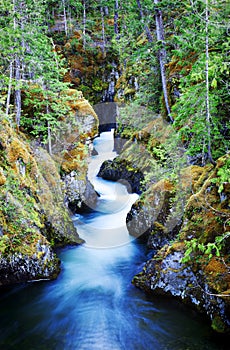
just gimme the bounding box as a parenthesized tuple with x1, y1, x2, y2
(97, 158, 144, 194)
(131, 156, 230, 333)
(0, 238, 60, 286)
(33, 147, 83, 246)
(65, 171, 99, 213)
(126, 179, 178, 244)
(133, 247, 230, 334)
(0, 90, 99, 286)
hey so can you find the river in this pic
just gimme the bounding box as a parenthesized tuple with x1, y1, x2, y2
(0, 131, 227, 349)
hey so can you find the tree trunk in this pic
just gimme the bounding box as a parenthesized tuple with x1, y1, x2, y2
(154, 0, 173, 123)
(136, 0, 153, 43)
(100, 6, 106, 57)
(47, 120, 52, 156)
(14, 56, 21, 128)
(205, 0, 216, 165)
(114, 0, 119, 39)
(83, 0, 86, 50)
(68, 3, 73, 35)
(13, 0, 24, 128)
(62, 0, 68, 36)
(6, 61, 13, 119)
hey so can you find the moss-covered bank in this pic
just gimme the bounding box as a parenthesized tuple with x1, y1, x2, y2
(0, 92, 98, 286)
(104, 113, 230, 334)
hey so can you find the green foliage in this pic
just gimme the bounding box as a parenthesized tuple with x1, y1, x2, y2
(211, 158, 230, 193)
(170, 0, 230, 162)
(182, 231, 230, 263)
(0, 0, 73, 136)
(21, 81, 72, 141)
(117, 102, 155, 132)
(0, 235, 10, 255)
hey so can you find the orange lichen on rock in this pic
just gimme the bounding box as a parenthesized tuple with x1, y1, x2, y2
(62, 89, 98, 119)
(68, 55, 84, 70)
(61, 143, 88, 173)
(154, 178, 174, 192)
(72, 30, 82, 40)
(0, 167, 6, 185)
(181, 165, 207, 192)
(72, 99, 98, 118)
(144, 179, 175, 208)
(107, 18, 114, 26)
(180, 155, 230, 247)
(64, 71, 81, 85)
(7, 138, 31, 164)
(205, 257, 229, 275)
(203, 256, 230, 294)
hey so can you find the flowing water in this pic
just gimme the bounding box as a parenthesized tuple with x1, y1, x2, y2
(0, 131, 227, 349)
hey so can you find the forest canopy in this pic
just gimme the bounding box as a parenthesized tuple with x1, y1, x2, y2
(0, 0, 229, 162)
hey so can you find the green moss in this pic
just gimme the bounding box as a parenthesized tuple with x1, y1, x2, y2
(211, 315, 227, 333)
(92, 78, 108, 92)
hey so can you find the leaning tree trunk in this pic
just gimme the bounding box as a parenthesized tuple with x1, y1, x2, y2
(154, 0, 173, 123)
(13, 0, 22, 128)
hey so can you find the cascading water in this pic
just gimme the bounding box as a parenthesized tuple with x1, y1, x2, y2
(0, 131, 227, 350)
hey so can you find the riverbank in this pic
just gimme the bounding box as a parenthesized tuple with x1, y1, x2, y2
(97, 111, 230, 334)
(0, 92, 98, 285)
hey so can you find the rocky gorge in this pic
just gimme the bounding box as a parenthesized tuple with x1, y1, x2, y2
(1, 90, 229, 334)
(0, 2, 229, 341)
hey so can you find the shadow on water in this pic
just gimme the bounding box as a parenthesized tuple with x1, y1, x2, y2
(0, 131, 229, 349)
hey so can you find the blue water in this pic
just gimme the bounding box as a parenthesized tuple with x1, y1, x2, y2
(0, 131, 227, 349)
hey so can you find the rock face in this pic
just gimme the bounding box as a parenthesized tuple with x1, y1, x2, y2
(133, 247, 230, 334)
(93, 102, 117, 132)
(0, 236, 60, 286)
(130, 156, 230, 333)
(126, 179, 179, 244)
(97, 112, 230, 333)
(97, 158, 144, 194)
(65, 172, 99, 213)
(0, 91, 98, 286)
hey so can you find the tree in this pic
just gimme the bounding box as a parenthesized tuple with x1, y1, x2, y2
(204, 0, 215, 165)
(0, 0, 72, 147)
(0, 0, 48, 126)
(172, 0, 230, 163)
(154, 0, 173, 123)
(136, 0, 153, 43)
(114, 0, 119, 38)
(82, 0, 86, 50)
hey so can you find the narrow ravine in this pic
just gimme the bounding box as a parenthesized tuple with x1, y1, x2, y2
(0, 131, 227, 350)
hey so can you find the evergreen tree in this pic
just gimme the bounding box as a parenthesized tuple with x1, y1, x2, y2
(172, 0, 230, 162)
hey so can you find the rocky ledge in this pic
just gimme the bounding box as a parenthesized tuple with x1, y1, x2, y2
(0, 90, 98, 286)
(129, 156, 230, 334)
(0, 236, 60, 286)
(65, 172, 99, 213)
(97, 157, 144, 194)
(133, 246, 230, 334)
